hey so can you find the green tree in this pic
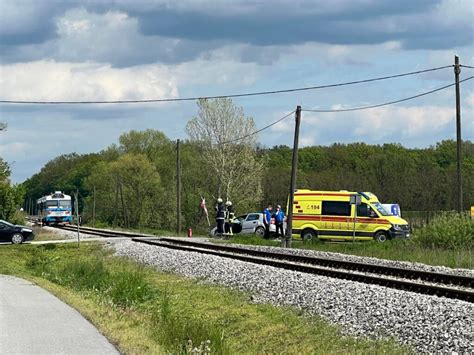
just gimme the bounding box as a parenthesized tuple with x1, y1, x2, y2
(186, 98, 264, 212)
(0, 158, 25, 221)
(84, 154, 163, 228)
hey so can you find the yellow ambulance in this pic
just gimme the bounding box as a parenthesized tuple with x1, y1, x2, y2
(291, 190, 410, 242)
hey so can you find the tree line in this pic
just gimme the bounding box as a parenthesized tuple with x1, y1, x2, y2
(0, 124, 26, 222)
(10, 99, 474, 231)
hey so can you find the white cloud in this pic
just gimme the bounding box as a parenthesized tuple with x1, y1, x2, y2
(353, 106, 453, 139)
(289, 104, 470, 147)
(0, 60, 178, 102)
(466, 92, 474, 107)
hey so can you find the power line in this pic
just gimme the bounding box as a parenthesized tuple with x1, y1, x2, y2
(302, 76, 474, 113)
(0, 65, 453, 105)
(220, 110, 295, 145)
(223, 76, 473, 145)
(460, 65, 474, 69)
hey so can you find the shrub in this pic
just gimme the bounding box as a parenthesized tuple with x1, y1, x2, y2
(8, 210, 27, 225)
(412, 212, 474, 249)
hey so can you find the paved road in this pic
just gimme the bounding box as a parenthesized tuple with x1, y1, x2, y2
(0, 275, 118, 355)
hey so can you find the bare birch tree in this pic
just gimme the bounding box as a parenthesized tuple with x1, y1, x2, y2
(186, 98, 264, 210)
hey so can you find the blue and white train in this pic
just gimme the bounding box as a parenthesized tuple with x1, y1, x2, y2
(37, 191, 73, 225)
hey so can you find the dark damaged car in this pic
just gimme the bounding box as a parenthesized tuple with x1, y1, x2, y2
(0, 220, 35, 244)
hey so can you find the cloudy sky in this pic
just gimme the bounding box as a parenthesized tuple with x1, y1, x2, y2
(0, 0, 473, 183)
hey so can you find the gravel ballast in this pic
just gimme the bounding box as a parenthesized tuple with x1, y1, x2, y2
(40, 226, 100, 240)
(113, 240, 473, 353)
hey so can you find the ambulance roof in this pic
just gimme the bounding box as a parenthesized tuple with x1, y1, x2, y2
(294, 190, 379, 202)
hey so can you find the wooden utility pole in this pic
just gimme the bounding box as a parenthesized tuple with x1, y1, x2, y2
(284, 106, 301, 248)
(74, 190, 80, 246)
(176, 139, 182, 236)
(92, 185, 96, 227)
(454, 56, 463, 212)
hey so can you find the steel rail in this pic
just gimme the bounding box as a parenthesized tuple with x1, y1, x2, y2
(157, 238, 473, 288)
(133, 238, 473, 303)
(51, 225, 473, 302)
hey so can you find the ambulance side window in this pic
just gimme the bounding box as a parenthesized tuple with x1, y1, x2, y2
(321, 201, 351, 216)
(357, 203, 370, 217)
(357, 203, 377, 218)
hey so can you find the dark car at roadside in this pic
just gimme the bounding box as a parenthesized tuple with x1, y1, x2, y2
(0, 220, 35, 244)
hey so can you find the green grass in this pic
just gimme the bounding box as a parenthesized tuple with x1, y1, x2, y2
(0, 242, 409, 354)
(217, 234, 473, 269)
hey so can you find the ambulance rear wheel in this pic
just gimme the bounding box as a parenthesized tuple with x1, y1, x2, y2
(374, 231, 388, 243)
(301, 229, 317, 242)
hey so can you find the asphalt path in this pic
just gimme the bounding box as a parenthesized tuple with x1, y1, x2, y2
(0, 275, 118, 355)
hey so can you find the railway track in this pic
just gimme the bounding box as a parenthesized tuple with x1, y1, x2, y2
(53, 225, 474, 302)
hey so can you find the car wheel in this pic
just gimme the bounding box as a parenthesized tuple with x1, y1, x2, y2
(11, 233, 24, 245)
(301, 229, 317, 242)
(374, 231, 388, 243)
(255, 226, 265, 237)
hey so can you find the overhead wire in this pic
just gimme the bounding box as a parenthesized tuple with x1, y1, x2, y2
(222, 76, 473, 145)
(302, 76, 474, 113)
(460, 65, 474, 69)
(0, 65, 453, 105)
(219, 110, 296, 145)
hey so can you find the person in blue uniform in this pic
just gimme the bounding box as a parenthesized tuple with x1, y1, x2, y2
(273, 205, 285, 239)
(263, 203, 273, 239)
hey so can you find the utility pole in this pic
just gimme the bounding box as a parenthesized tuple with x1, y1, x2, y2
(74, 190, 80, 246)
(284, 106, 301, 248)
(176, 139, 182, 236)
(92, 185, 96, 227)
(454, 55, 463, 212)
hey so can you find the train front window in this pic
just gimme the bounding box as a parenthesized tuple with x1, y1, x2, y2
(58, 200, 71, 208)
(46, 201, 58, 207)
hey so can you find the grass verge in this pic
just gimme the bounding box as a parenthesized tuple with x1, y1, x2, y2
(0, 242, 409, 354)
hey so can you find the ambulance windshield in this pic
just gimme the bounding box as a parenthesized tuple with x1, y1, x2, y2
(371, 202, 391, 216)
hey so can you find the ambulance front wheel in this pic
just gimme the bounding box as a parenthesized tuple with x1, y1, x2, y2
(301, 229, 317, 242)
(374, 231, 388, 243)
